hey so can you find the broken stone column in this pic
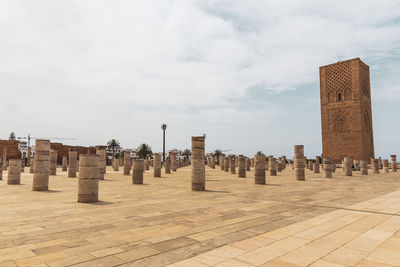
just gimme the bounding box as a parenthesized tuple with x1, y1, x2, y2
(238, 156, 246, 178)
(378, 157, 383, 169)
(0, 160, 3, 180)
(391, 155, 397, 172)
(210, 156, 215, 169)
(344, 157, 353, 176)
(313, 162, 320, 173)
(170, 152, 177, 172)
(269, 156, 277, 176)
(224, 156, 229, 172)
(62, 156, 67, 171)
(7, 158, 21, 184)
(372, 159, 379, 174)
(20, 160, 25, 173)
(254, 154, 266, 184)
(33, 139, 50, 191)
(383, 159, 389, 173)
(309, 161, 314, 171)
(68, 149, 78, 178)
(220, 155, 225, 171)
(360, 160, 368, 175)
(123, 151, 131, 175)
(113, 157, 120, 171)
(78, 154, 99, 203)
(132, 159, 144, 184)
(230, 155, 236, 174)
(191, 136, 205, 191)
(246, 157, 251, 171)
(153, 153, 161, 177)
(96, 146, 106, 180)
(2, 147, 7, 169)
(49, 150, 57, 175)
(251, 158, 254, 168)
(165, 157, 171, 174)
(30, 161, 34, 173)
(323, 158, 332, 178)
(145, 157, 150, 171)
(294, 145, 305, 181)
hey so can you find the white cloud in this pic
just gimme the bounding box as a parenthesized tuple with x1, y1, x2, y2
(0, 0, 399, 157)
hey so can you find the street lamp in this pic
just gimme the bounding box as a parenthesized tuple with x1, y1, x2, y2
(161, 124, 167, 161)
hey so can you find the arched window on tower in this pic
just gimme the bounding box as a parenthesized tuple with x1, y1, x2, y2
(337, 93, 342, 102)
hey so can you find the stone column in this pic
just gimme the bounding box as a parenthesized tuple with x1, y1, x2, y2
(383, 159, 389, 173)
(123, 151, 131, 175)
(372, 159, 379, 174)
(313, 162, 320, 173)
(153, 153, 162, 177)
(2, 147, 7, 168)
(391, 155, 397, 172)
(360, 160, 368, 175)
(170, 152, 177, 172)
(294, 145, 305, 181)
(145, 157, 150, 171)
(254, 154, 266, 184)
(0, 160, 3, 180)
(7, 158, 21, 184)
(230, 155, 236, 174)
(344, 157, 353, 176)
(33, 139, 50, 191)
(78, 154, 99, 203)
(224, 156, 229, 172)
(30, 161, 34, 173)
(62, 156, 68, 171)
(238, 156, 246, 178)
(132, 159, 144, 184)
(323, 158, 332, 178)
(309, 161, 314, 171)
(251, 158, 255, 168)
(96, 146, 106, 180)
(113, 157, 120, 171)
(220, 155, 225, 170)
(282, 156, 287, 169)
(49, 150, 57, 175)
(191, 136, 205, 191)
(246, 157, 251, 171)
(27, 147, 31, 167)
(269, 157, 277, 176)
(165, 157, 171, 174)
(20, 160, 25, 173)
(378, 157, 383, 169)
(210, 156, 215, 169)
(68, 150, 78, 178)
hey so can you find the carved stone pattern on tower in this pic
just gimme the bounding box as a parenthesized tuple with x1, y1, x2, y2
(325, 60, 352, 102)
(361, 65, 370, 98)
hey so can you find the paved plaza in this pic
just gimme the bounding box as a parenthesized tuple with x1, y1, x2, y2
(1, 166, 400, 266)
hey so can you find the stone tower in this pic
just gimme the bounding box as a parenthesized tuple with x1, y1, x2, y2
(320, 58, 374, 162)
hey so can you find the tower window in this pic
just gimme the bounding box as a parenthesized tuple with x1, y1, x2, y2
(337, 93, 342, 101)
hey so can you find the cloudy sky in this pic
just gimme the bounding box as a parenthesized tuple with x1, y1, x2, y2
(0, 0, 399, 158)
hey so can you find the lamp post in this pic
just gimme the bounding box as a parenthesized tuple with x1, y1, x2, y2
(161, 124, 167, 162)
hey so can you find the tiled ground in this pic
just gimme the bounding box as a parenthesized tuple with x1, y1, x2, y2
(0, 165, 399, 266)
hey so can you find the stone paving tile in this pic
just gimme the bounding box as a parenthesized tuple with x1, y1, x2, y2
(1, 166, 400, 266)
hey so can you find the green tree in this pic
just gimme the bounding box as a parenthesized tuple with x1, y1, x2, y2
(107, 139, 121, 157)
(181, 149, 191, 160)
(213, 149, 222, 164)
(9, 132, 16, 140)
(137, 143, 152, 159)
(256, 151, 265, 156)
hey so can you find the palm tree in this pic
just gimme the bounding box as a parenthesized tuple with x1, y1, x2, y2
(137, 144, 153, 159)
(256, 151, 265, 156)
(107, 139, 121, 157)
(213, 149, 222, 164)
(161, 124, 167, 161)
(9, 132, 16, 140)
(181, 149, 191, 160)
